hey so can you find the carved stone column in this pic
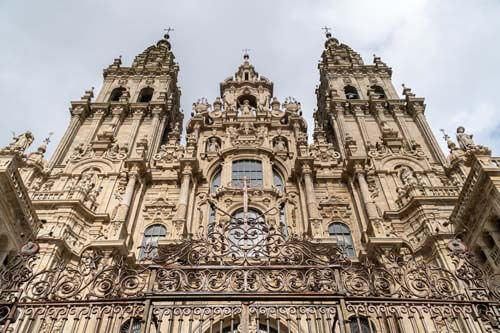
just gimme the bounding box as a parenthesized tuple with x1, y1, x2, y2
(127, 108, 146, 154)
(122, 168, 139, 208)
(174, 165, 192, 236)
(355, 164, 387, 237)
(112, 166, 140, 239)
(147, 106, 165, 160)
(355, 168, 379, 220)
(302, 165, 321, 236)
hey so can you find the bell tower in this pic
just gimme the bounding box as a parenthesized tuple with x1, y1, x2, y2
(26, 33, 182, 264)
(315, 30, 458, 260)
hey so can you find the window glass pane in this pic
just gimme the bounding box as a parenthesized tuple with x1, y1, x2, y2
(273, 169, 283, 191)
(139, 224, 166, 259)
(230, 209, 266, 257)
(328, 222, 355, 257)
(232, 160, 262, 186)
(208, 205, 216, 235)
(211, 169, 221, 192)
(280, 204, 288, 239)
(349, 318, 373, 333)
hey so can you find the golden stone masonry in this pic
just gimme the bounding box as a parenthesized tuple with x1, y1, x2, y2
(0, 31, 499, 332)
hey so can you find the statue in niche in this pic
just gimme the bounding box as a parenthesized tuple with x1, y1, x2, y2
(77, 169, 98, 195)
(240, 99, 254, 117)
(4, 131, 34, 153)
(273, 137, 287, 153)
(400, 166, 418, 186)
(206, 137, 220, 153)
(456, 126, 476, 150)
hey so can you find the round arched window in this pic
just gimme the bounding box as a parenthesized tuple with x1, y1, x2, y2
(139, 224, 166, 259)
(229, 209, 266, 257)
(328, 222, 355, 257)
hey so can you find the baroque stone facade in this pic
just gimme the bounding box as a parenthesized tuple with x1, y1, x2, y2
(1, 32, 500, 332)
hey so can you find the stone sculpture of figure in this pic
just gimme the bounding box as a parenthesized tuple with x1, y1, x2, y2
(456, 126, 476, 150)
(77, 170, 97, 195)
(257, 86, 268, 111)
(273, 137, 287, 153)
(206, 137, 220, 153)
(240, 99, 253, 117)
(400, 166, 417, 186)
(224, 87, 236, 110)
(6, 131, 34, 153)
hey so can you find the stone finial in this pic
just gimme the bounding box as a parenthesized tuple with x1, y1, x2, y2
(81, 87, 94, 102)
(401, 84, 415, 98)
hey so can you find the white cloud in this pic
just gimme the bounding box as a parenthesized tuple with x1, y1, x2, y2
(0, 0, 498, 156)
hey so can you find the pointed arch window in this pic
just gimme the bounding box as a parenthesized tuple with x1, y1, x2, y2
(344, 85, 359, 99)
(139, 224, 166, 259)
(328, 222, 355, 257)
(137, 87, 154, 103)
(110, 87, 126, 102)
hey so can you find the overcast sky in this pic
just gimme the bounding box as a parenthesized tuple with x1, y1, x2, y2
(1, 0, 499, 158)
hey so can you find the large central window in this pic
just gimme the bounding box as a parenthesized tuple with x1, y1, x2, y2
(232, 160, 263, 187)
(229, 208, 266, 257)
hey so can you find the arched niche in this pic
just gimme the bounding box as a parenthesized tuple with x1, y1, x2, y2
(237, 94, 257, 109)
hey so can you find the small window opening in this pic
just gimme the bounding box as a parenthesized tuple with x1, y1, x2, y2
(110, 87, 126, 102)
(138, 87, 154, 103)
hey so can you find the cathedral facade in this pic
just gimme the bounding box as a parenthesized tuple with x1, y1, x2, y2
(0, 32, 499, 332)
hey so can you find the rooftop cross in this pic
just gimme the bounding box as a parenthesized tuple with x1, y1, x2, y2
(164, 27, 175, 39)
(242, 48, 251, 59)
(322, 26, 332, 38)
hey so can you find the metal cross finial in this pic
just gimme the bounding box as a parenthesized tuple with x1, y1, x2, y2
(242, 48, 251, 58)
(164, 27, 174, 39)
(439, 129, 450, 141)
(322, 26, 332, 37)
(43, 132, 54, 145)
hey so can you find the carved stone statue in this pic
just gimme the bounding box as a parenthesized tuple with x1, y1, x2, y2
(257, 86, 268, 111)
(239, 99, 254, 117)
(77, 169, 98, 195)
(206, 137, 220, 153)
(400, 166, 417, 186)
(456, 126, 475, 150)
(5, 131, 34, 153)
(273, 137, 287, 153)
(224, 86, 236, 110)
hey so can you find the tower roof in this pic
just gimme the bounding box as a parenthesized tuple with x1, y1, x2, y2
(320, 34, 364, 67)
(219, 53, 273, 98)
(131, 34, 176, 70)
(103, 34, 178, 77)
